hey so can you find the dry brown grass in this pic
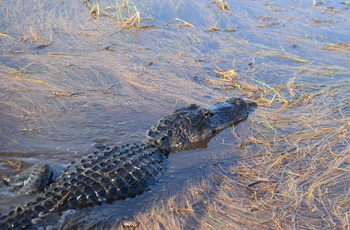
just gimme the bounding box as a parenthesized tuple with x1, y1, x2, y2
(0, 0, 349, 229)
(113, 82, 349, 230)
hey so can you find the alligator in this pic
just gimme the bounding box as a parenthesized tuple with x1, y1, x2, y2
(6, 164, 53, 196)
(0, 97, 250, 229)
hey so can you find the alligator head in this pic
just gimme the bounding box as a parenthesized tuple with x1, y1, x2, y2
(146, 97, 249, 151)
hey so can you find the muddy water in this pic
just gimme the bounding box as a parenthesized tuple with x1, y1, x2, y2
(0, 0, 349, 228)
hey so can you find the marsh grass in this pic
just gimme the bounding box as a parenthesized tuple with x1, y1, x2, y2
(126, 82, 350, 229)
(83, 0, 143, 28)
(0, 0, 350, 229)
(214, 0, 231, 11)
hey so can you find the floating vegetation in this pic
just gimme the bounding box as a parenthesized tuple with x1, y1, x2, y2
(83, 0, 147, 28)
(252, 78, 289, 104)
(166, 18, 195, 28)
(214, 0, 230, 11)
(0, 33, 11, 38)
(214, 68, 238, 81)
(254, 50, 307, 63)
(323, 42, 350, 52)
(0, 0, 349, 229)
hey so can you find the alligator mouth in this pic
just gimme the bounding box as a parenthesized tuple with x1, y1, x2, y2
(246, 100, 258, 108)
(208, 98, 250, 131)
(246, 100, 258, 117)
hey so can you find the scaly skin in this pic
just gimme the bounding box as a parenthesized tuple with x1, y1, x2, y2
(0, 97, 249, 229)
(0, 144, 166, 229)
(146, 98, 249, 150)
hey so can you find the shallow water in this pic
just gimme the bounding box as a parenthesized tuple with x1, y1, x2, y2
(0, 0, 349, 228)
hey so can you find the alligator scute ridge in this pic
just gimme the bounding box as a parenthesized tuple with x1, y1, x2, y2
(0, 97, 250, 229)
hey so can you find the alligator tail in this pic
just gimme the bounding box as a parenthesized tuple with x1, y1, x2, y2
(1, 143, 167, 229)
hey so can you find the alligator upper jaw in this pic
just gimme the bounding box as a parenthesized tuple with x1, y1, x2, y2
(207, 98, 249, 131)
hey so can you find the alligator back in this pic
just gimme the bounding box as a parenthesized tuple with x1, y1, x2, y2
(0, 143, 167, 229)
(0, 97, 250, 229)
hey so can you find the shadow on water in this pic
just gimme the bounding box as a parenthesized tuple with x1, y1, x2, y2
(0, 0, 350, 229)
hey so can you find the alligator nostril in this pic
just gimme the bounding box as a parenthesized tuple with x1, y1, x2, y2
(236, 98, 243, 105)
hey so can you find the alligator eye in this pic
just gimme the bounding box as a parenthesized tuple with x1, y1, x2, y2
(15, 206, 24, 213)
(236, 98, 243, 105)
(204, 110, 213, 118)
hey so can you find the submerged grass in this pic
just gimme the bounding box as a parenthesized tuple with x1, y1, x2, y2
(127, 82, 350, 229)
(0, 0, 350, 229)
(214, 0, 231, 11)
(251, 78, 289, 104)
